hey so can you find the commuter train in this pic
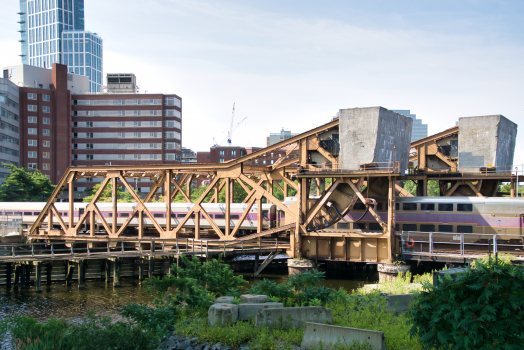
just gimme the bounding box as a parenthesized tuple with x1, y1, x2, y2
(0, 196, 523, 239)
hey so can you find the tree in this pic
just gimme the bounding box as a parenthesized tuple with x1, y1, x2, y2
(0, 164, 55, 201)
(83, 182, 135, 203)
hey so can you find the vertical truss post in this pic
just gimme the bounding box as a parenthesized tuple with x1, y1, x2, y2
(186, 175, 192, 200)
(316, 178, 321, 196)
(138, 210, 144, 239)
(230, 178, 234, 203)
(388, 176, 396, 263)
(69, 177, 74, 228)
(294, 179, 302, 259)
(112, 177, 117, 234)
(195, 211, 200, 240)
(225, 178, 231, 236)
(283, 181, 288, 198)
(165, 171, 172, 232)
(257, 197, 262, 233)
(89, 210, 95, 236)
(213, 181, 219, 203)
(47, 209, 53, 232)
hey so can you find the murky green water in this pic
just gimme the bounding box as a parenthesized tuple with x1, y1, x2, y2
(0, 271, 378, 323)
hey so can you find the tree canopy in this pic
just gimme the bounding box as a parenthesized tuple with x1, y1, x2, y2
(0, 164, 56, 202)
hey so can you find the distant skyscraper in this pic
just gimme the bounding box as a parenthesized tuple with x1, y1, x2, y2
(267, 128, 298, 146)
(18, 0, 103, 92)
(392, 110, 428, 142)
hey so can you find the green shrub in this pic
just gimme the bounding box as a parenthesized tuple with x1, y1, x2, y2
(470, 252, 514, 268)
(119, 303, 177, 336)
(408, 259, 524, 349)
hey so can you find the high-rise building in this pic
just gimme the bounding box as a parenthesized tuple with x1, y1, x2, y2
(18, 0, 103, 92)
(0, 78, 21, 183)
(267, 128, 298, 146)
(392, 110, 428, 142)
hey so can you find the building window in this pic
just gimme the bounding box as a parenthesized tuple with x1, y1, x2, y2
(150, 143, 157, 149)
(28, 140, 37, 146)
(42, 94, 50, 102)
(231, 151, 236, 156)
(220, 158, 225, 162)
(42, 106, 50, 113)
(134, 154, 141, 160)
(43, 129, 51, 136)
(164, 97, 181, 107)
(85, 132, 93, 138)
(86, 143, 93, 149)
(164, 120, 181, 128)
(150, 121, 156, 127)
(117, 154, 124, 160)
(150, 132, 157, 138)
(43, 117, 50, 124)
(164, 153, 181, 161)
(134, 121, 141, 127)
(43, 163, 50, 170)
(27, 93, 37, 100)
(86, 154, 93, 160)
(134, 111, 141, 116)
(28, 163, 37, 169)
(28, 128, 37, 135)
(118, 132, 124, 138)
(43, 152, 50, 159)
(271, 160, 274, 164)
(28, 116, 37, 123)
(73, 155, 78, 161)
(133, 99, 141, 105)
(118, 121, 124, 127)
(43, 140, 50, 147)
(86, 122, 93, 127)
(263, 160, 266, 165)
(134, 143, 141, 149)
(28, 151, 37, 158)
(220, 150, 225, 156)
(118, 143, 124, 149)
(72, 133, 78, 138)
(28, 105, 37, 111)
(134, 132, 141, 138)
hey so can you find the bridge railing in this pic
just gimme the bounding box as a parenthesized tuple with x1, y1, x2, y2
(0, 238, 287, 261)
(401, 231, 524, 259)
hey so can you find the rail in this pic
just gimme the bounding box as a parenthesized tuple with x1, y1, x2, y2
(401, 231, 524, 259)
(0, 238, 288, 262)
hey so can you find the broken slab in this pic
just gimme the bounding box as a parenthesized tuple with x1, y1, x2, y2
(238, 302, 284, 321)
(301, 323, 386, 350)
(214, 296, 235, 304)
(385, 294, 414, 313)
(208, 303, 239, 326)
(255, 306, 332, 329)
(240, 294, 268, 304)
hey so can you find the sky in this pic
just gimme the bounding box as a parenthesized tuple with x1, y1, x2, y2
(1, 0, 523, 167)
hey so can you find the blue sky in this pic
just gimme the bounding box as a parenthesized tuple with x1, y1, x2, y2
(1, 0, 523, 167)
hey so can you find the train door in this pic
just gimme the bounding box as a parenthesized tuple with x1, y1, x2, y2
(521, 214, 524, 236)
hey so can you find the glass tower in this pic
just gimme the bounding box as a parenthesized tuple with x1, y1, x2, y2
(392, 110, 428, 142)
(18, 0, 103, 92)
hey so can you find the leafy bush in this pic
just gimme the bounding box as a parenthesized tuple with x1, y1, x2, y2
(248, 270, 341, 306)
(470, 252, 514, 268)
(408, 259, 524, 349)
(0, 312, 159, 350)
(119, 303, 177, 336)
(143, 254, 246, 311)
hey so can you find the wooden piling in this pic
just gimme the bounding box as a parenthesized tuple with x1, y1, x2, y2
(138, 259, 144, 283)
(35, 262, 42, 293)
(46, 264, 53, 285)
(78, 260, 86, 290)
(14, 265, 21, 287)
(113, 259, 120, 287)
(148, 257, 154, 278)
(66, 262, 74, 286)
(6, 263, 12, 288)
(105, 259, 111, 282)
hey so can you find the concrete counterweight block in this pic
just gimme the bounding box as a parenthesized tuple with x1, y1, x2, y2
(214, 296, 235, 304)
(238, 302, 284, 321)
(240, 294, 268, 303)
(385, 294, 414, 313)
(208, 303, 239, 326)
(255, 306, 332, 329)
(301, 323, 386, 350)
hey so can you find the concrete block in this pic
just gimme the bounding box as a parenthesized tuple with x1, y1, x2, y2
(238, 302, 284, 321)
(301, 323, 386, 350)
(339, 107, 413, 174)
(214, 296, 235, 304)
(433, 267, 468, 286)
(458, 115, 517, 173)
(255, 306, 332, 329)
(385, 294, 414, 313)
(208, 304, 238, 326)
(240, 294, 268, 303)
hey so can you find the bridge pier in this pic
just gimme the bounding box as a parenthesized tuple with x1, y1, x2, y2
(287, 259, 317, 275)
(113, 259, 120, 287)
(377, 263, 410, 283)
(105, 260, 111, 283)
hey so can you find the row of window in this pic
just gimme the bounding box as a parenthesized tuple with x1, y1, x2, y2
(28, 116, 51, 124)
(28, 140, 50, 147)
(164, 97, 182, 107)
(0, 146, 19, 157)
(28, 128, 50, 136)
(73, 143, 164, 150)
(335, 222, 474, 234)
(0, 107, 19, 122)
(28, 163, 50, 170)
(1, 133, 20, 145)
(28, 151, 50, 159)
(27, 93, 50, 101)
(72, 153, 181, 161)
(74, 99, 162, 106)
(395, 203, 473, 212)
(0, 121, 19, 133)
(0, 95, 20, 109)
(72, 132, 181, 140)
(71, 120, 181, 129)
(73, 110, 181, 118)
(28, 105, 50, 113)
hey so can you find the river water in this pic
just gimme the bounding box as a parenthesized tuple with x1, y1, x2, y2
(0, 270, 378, 323)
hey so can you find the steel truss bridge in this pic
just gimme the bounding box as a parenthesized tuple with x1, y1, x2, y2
(26, 119, 518, 264)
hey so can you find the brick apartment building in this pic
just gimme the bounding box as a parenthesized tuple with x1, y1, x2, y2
(197, 145, 298, 166)
(4, 63, 182, 194)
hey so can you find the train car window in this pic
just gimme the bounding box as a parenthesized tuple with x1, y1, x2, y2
(215, 214, 225, 219)
(79, 209, 85, 215)
(189, 214, 195, 219)
(280, 211, 285, 218)
(337, 223, 349, 230)
(177, 213, 186, 218)
(377, 203, 383, 211)
(119, 213, 130, 217)
(353, 203, 366, 210)
(369, 223, 382, 230)
(438, 203, 453, 211)
(153, 213, 164, 218)
(354, 222, 366, 230)
(262, 210, 269, 218)
(24, 212, 32, 216)
(33, 212, 40, 216)
(457, 204, 473, 212)
(62, 212, 68, 216)
(457, 225, 473, 234)
(231, 215, 240, 220)
(4, 212, 13, 215)
(171, 214, 176, 218)
(395, 224, 400, 231)
(107, 213, 112, 217)
(402, 224, 417, 231)
(395, 203, 399, 210)
(438, 225, 453, 232)
(403, 203, 417, 211)
(420, 203, 435, 211)
(420, 224, 435, 232)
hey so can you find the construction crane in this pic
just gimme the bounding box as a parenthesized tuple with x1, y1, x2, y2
(212, 103, 247, 147)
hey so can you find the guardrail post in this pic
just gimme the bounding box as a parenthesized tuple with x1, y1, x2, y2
(121, 241, 124, 254)
(493, 234, 498, 257)
(276, 238, 278, 250)
(87, 242, 90, 256)
(186, 238, 189, 253)
(429, 232, 433, 255)
(11, 245, 15, 257)
(107, 242, 110, 254)
(461, 233, 464, 256)
(139, 240, 142, 253)
(51, 243, 54, 257)
(31, 243, 34, 257)
(162, 240, 165, 252)
(70, 243, 74, 256)
(223, 241, 226, 257)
